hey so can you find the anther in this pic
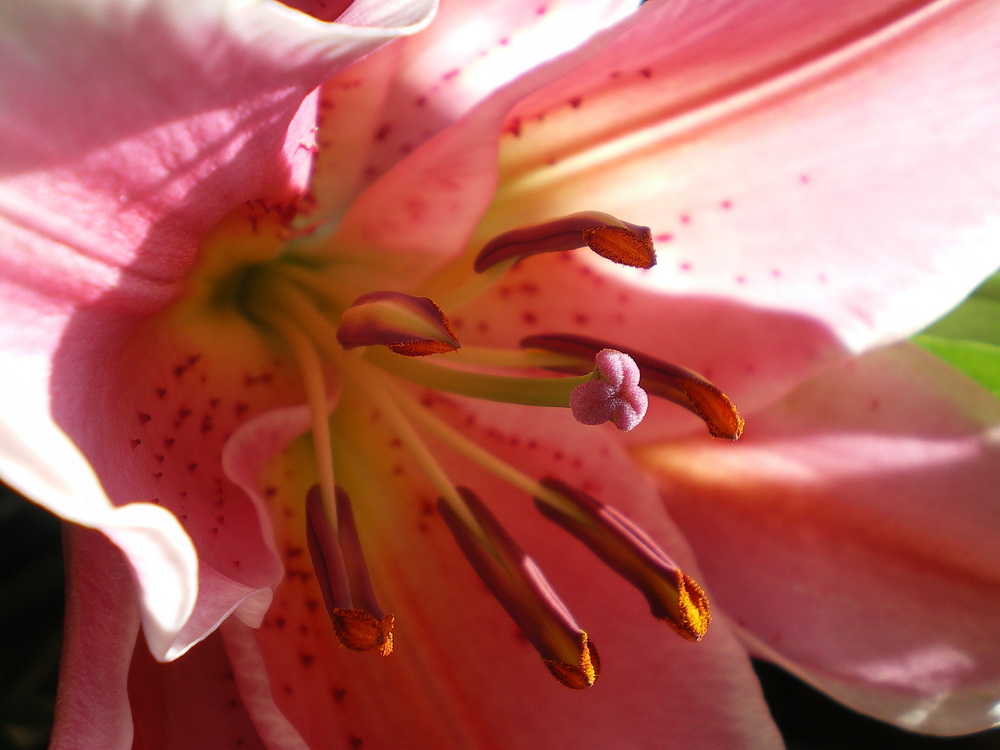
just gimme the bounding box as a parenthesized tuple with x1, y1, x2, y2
(475, 211, 655, 272)
(306, 486, 394, 655)
(535, 477, 711, 641)
(438, 488, 599, 688)
(523, 334, 744, 439)
(336, 291, 460, 356)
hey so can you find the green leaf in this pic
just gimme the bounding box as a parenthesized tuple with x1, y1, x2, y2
(913, 335, 1000, 398)
(920, 295, 1000, 346)
(914, 270, 1000, 396)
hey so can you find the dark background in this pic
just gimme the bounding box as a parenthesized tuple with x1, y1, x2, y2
(2, 482, 998, 750)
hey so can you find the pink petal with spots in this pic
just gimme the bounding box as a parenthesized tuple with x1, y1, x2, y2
(231, 389, 783, 749)
(0, 0, 434, 432)
(484, 0, 1000, 351)
(222, 620, 310, 750)
(327, 2, 652, 263)
(305, 0, 638, 226)
(637, 343, 1000, 734)
(127, 626, 275, 750)
(0, 0, 432, 650)
(222, 402, 321, 520)
(220, 399, 341, 621)
(0, 387, 197, 661)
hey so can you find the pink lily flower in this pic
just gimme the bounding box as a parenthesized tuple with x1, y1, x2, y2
(1, 0, 998, 748)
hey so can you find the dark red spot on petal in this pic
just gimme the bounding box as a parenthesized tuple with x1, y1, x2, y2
(138, 412, 151, 425)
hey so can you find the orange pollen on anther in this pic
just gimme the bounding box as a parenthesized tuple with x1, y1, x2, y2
(668, 573, 711, 642)
(542, 632, 600, 689)
(582, 224, 655, 269)
(331, 609, 395, 656)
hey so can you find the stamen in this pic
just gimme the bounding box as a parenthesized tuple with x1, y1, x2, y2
(523, 334, 744, 439)
(569, 349, 648, 431)
(306, 486, 394, 655)
(390, 386, 562, 502)
(437, 487, 599, 689)
(534, 478, 711, 641)
(337, 362, 472, 519)
(475, 211, 655, 272)
(247, 306, 338, 515)
(336, 291, 460, 356)
(271, 262, 362, 312)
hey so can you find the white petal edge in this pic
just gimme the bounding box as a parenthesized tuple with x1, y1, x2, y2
(0, 384, 197, 662)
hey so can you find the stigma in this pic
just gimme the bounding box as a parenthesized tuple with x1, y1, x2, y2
(195, 203, 743, 688)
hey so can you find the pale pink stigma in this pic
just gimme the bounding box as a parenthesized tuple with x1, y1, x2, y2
(569, 349, 648, 432)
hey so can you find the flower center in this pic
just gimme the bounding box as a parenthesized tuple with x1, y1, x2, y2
(186, 199, 742, 688)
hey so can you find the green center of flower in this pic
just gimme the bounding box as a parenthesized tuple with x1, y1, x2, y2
(185, 200, 742, 688)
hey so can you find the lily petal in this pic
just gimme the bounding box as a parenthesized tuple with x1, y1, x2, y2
(128, 623, 277, 750)
(0, 0, 434, 658)
(0, 0, 435, 295)
(50, 528, 141, 750)
(326, 1, 656, 266)
(484, 0, 1000, 351)
(637, 343, 1000, 734)
(0, 383, 197, 661)
(308, 0, 639, 223)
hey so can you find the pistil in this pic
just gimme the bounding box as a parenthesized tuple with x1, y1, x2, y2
(523, 334, 744, 439)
